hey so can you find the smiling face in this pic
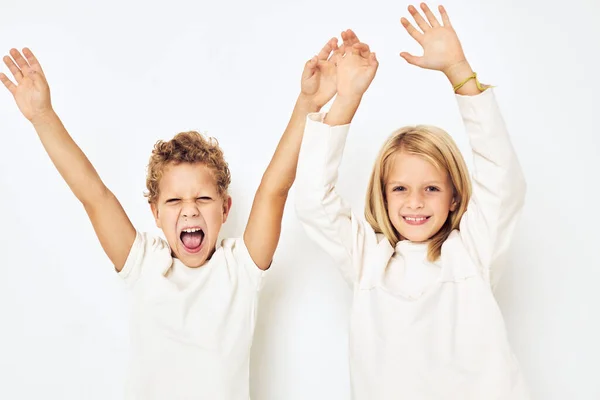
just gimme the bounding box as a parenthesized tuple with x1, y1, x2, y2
(365, 125, 472, 260)
(385, 151, 456, 243)
(150, 162, 231, 268)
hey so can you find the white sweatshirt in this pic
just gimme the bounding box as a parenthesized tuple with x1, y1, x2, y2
(295, 89, 530, 400)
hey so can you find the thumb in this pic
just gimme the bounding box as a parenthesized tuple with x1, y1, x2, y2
(301, 56, 318, 81)
(370, 52, 379, 68)
(399, 52, 424, 67)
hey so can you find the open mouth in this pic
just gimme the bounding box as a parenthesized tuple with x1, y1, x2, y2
(402, 216, 430, 226)
(180, 227, 205, 253)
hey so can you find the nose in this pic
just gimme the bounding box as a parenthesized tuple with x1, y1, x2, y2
(181, 201, 200, 218)
(407, 191, 424, 209)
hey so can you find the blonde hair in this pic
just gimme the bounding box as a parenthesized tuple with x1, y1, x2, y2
(144, 131, 231, 204)
(365, 125, 471, 261)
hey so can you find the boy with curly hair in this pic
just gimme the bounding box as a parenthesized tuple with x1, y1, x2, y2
(1, 35, 344, 399)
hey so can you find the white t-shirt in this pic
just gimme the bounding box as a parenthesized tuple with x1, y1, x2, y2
(118, 232, 265, 400)
(295, 89, 530, 400)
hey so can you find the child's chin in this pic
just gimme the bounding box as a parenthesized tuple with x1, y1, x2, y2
(399, 230, 431, 243)
(180, 252, 208, 268)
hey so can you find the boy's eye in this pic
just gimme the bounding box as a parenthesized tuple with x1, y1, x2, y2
(166, 198, 180, 204)
(197, 197, 212, 201)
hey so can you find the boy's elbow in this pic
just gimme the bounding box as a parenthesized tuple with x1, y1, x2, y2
(257, 179, 292, 199)
(258, 169, 295, 197)
(80, 184, 113, 209)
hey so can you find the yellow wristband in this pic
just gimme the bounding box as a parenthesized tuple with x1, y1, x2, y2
(452, 72, 493, 93)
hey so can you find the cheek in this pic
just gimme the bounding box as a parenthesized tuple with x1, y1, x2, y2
(204, 204, 226, 225)
(432, 196, 453, 215)
(386, 195, 402, 211)
(385, 198, 403, 223)
(160, 208, 179, 226)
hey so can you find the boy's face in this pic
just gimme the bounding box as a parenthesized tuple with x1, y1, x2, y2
(151, 162, 231, 268)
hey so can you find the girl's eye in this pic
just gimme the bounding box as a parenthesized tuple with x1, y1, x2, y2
(392, 186, 406, 192)
(425, 186, 440, 192)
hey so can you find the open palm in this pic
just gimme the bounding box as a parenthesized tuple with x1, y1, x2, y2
(399, 3, 467, 73)
(0, 48, 52, 122)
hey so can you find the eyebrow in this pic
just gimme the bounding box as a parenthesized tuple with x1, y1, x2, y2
(163, 192, 215, 200)
(386, 181, 445, 186)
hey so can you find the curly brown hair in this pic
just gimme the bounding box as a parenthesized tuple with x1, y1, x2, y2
(144, 131, 231, 204)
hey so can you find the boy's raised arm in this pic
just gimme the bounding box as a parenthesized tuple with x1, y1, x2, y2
(1, 48, 136, 271)
(243, 38, 344, 270)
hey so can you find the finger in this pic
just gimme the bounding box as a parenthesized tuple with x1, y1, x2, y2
(317, 38, 337, 61)
(301, 56, 318, 81)
(331, 43, 346, 64)
(420, 3, 441, 27)
(316, 59, 335, 75)
(329, 45, 346, 62)
(353, 43, 371, 58)
(342, 29, 360, 48)
(408, 4, 430, 32)
(10, 48, 31, 72)
(22, 48, 44, 74)
(400, 17, 424, 43)
(400, 51, 424, 67)
(346, 29, 360, 44)
(3, 55, 23, 83)
(330, 37, 339, 52)
(304, 56, 318, 70)
(439, 5, 452, 27)
(370, 52, 379, 69)
(0, 72, 17, 95)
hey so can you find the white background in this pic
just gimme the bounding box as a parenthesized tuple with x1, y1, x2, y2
(0, 0, 598, 399)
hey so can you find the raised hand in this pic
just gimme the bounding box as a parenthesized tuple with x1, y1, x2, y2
(301, 37, 344, 108)
(0, 48, 52, 122)
(399, 3, 467, 74)
(335, 30, 379, 98)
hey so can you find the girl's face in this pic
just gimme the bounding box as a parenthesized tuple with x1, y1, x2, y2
(385, 151, 456, 243)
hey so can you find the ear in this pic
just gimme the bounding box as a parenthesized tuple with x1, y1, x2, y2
(222, 196, 232, 223)
(150, 202, 162, 229)
(449, 197, 458, 212)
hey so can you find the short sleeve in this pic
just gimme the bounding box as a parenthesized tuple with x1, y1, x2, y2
(118, 231, 173, 285)
(222, 237, 266, 290)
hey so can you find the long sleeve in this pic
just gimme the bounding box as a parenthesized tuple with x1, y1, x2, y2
(457, 89, 527, 286)
(294, 112, 372, 286)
